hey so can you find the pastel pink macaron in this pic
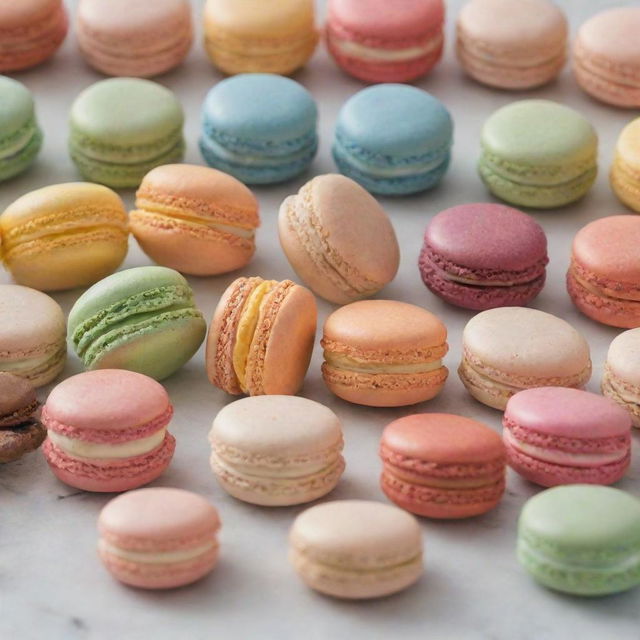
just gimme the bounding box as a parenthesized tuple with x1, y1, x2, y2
(419, 203, 548, 310)
(573, 8, 640, 108)
(98, 487, 220, 589)
(76, 0, 193, 78)
(503, 387, 632, 487)
(42, 370, 175, 492)
(325, 0, 445, 84)
(0, 0, 68, 73)
(567, 215, 640, 328)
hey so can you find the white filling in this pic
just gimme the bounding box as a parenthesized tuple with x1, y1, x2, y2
(48, 428, 166, 460)
(208, 221, 255, 239)
(0, 353, 54, 372)
(334, 34, 442, 62)
(99, 539, 217, 564)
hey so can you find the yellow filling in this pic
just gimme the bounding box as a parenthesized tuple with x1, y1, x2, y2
(324, 352, 443, 375)
(232, 280, 276, 391)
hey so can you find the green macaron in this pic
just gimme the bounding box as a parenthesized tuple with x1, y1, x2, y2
(68, 266, 206, 381)
(518, 485, 640, 596)
(69, 78, 185, 189)
(479, 100, 597, 209)
(0, 76, 43, 182)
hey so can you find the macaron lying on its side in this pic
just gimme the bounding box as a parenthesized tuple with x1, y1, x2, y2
(209, 396, 344, 506)
(459, 307, 592, 410)
(479, 100, 598, 208)
(419, 203, 548, 310)
(504, 387, 632, 487)
(206, 277, 317, 397)
(130, 164, 259, 276)
(321, 300, 448, 407)
(326, 0, 445, 84)
(611, 118, 640, 213)
(0, 76, 43, 183)
(278, 174, 400, 304)
(69, 78, 185, 188)
(518, 485, 640, 596)
(289, 500, 423, 599)
(68, 266, 206, 381)
(1, 183, 129, 291)
(43, 370, 176, 492)
(98, 488, 221, 589)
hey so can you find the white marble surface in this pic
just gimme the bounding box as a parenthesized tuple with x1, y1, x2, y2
(2, 1, 640, 638)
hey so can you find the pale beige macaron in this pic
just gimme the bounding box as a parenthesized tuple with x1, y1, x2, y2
(289, 500, 423, 599)
(278, 174, 400, 305)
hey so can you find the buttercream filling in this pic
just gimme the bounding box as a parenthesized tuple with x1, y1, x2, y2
(48, 428, 166, 460)
(504, 428, 627, 467)
(0, 352, 59, 372)
(603, 371, 640, 412)
(0, 126, 38, 159)
(200, 134, 316, 166)
(132, 210, 255, 239)
(459, 358, 518, 397)
(333, 34, 442, 62)
(325, 352, 443, 375)
(99, 539, 217, 564)
(571, 271, 638, 304)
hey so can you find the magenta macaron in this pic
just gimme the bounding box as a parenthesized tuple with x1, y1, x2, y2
(503, 387, 632, 488)
(419, 203, 548, 310)
(42, 369, 175, 492)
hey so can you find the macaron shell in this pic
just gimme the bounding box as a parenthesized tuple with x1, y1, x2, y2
(0, 372, 38, 424)
(0, 421, 47, 463)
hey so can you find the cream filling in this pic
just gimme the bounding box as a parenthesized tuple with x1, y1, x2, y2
(445, 273, 520, 287)
(336, 144, 447, 177)
(334, 34, 442, 62)
(573, 272, 637, 303)
(325, 352, 442, 375)
(504, 429, 627, 467)
(208, 221, 254, 238)
(99, 539, 217, 564)
(460, 358, 517, 396)
(48, 428, 166, 460)
(0, 353, 56, 371)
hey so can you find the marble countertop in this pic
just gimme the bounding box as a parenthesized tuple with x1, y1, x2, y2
(2, 1, 639, 638)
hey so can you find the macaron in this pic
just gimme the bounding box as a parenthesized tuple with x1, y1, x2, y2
(203, 0, 318, 76)
(98, 488, 220, 589)
(459, 307, 592, 410)
(289, 500, 423, 599)
(380, 414, 506, 519)
(69, 78, 185, 189)
(278, 174, 400, 304)
(68, 266, 206, 381)
(518, 485, 640, 596)
(209, 395, 345, 506)
(456, 0, 567, 90)
(325, 0, 444, 84)
(1, 183, 129, 291)
(0, 0, 68, 73)
(206, 277, 317, 397)
(479, 100, 598, 209)
(321, 300, 448, 407)
(130, 164, 259, 276)
(573, 8, 640, 108)
(504, 388, 632, 488)
(199, 74, 318, 185)
(333, 85, 453, 196)
(602, 328, 640, 428)
(0, 373, 45, 464)
(611, 118, 640, 213)
(567, 215, 640, 329)
(419, 203, 548, 311)
(0, 76, 43, 183)
(0, 285, 66, 387)
(76, 0, 193, 78)
(42, 370, 175, 493)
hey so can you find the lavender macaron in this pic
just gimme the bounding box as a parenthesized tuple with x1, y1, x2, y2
(419, 203, 548, 310)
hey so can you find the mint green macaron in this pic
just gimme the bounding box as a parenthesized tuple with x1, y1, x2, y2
(68, 266, 206, 381)
(69, 78, 185, 189)
(479, 100, 597, 209)
(0, 76, 43, 182)
(518, 485, 640, 596)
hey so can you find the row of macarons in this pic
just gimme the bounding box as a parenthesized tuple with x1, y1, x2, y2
(3, 365, 640, 598)
(4, 71, 640, 208)
(3, 0, 640, 109)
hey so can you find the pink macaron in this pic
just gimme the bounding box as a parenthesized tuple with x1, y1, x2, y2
(503, 387, 632, 487)
(419, 203, 548, 310)
(325, 0, 444, 84)
(98, 487, 221, 589)
(42, 370, 175, 492)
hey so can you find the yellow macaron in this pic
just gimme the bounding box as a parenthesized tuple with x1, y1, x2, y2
(0, 182, 128, 291)
(611, 117, 640, 213)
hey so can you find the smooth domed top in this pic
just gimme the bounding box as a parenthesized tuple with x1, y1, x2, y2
(606, 328, 640, 386)
(0, 76, 36, 136)
(577, 8, 640, 67)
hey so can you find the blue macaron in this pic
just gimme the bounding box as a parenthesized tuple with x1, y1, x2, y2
(199, 74, 318, 185)
(333, 84, 453, 196)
